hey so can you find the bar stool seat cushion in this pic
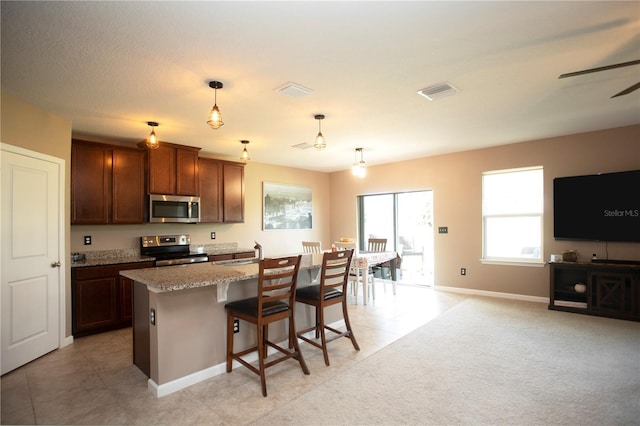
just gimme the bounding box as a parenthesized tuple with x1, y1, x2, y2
(297, 285, 342, 301)
(225, 297, 288, 317)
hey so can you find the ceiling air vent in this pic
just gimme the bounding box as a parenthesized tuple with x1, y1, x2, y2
(417, 82, 458, 101)
(276, 82, 313, 98)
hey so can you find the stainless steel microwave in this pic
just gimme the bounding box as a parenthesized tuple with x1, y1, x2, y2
(149, 194, 200, 223)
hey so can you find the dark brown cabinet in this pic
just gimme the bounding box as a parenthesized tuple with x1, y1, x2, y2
(198, 158, 245, 223)
(141, 142, 200, 195)
(209, 251, 255, 262)
(549, 262, 640, 321)
(71, 140, 145, 224)
(72, 261, 154, 337)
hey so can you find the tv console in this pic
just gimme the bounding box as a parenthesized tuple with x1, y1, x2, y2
(549, 262, 640, 322)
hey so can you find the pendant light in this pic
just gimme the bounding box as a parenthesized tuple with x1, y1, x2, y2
(313, 114, 326, 150)
(352, 148, 366, 178)
(207, 81, 224, 129)
(146, 121, 160, 150)
(240, 140, 251, 162)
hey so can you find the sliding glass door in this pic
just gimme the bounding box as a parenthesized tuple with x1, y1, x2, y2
(358, 191, 434, 286)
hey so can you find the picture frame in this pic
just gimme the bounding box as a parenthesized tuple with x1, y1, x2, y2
(263, 182, 312, 230)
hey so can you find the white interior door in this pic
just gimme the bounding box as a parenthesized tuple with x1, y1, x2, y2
(1, 144, 64, 374)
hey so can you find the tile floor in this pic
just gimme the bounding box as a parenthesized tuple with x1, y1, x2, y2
(1, 282, 468, 425)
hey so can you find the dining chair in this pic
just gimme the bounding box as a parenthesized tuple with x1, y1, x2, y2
(302, 241, 322, 253)
(367, 238, 387, 252)
(225, 255, 310, 397)
(367, 238, 396, 295)
(295, 249, 359, 366)
(335, 242, 375, 303)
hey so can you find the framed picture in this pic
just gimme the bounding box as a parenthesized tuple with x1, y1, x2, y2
(263, 182, 312, 230)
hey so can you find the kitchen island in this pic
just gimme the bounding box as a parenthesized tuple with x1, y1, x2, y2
(120, 253, 328, 397)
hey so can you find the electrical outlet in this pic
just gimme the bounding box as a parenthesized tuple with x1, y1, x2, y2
(150, 308, 156, 325)
(211, 232, 216, 240)
(438, 227, 448, 234)
(461, 268, 466, 276)
(233, 319, 239, 333)
(84, 235, 92, 245)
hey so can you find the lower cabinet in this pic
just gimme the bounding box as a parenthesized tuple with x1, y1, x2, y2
(72, 261, 154, 337)
(549, 262, 640, 322)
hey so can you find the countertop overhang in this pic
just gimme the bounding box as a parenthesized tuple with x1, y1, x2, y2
(119, 252, 326, 294)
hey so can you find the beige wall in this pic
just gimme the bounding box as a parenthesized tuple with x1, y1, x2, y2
(1, 92, 73, 336)
(330, 125, 640, 298)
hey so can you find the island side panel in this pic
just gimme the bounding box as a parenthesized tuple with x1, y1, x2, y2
(133, 281, 150, 377)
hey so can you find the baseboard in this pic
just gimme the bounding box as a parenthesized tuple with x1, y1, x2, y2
(148, 318, 345, 398)
(435, 285, 549, 304)
(62, 335, 74, 347)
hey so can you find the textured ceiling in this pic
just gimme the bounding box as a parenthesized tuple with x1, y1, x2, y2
(2, 1, 639, 172)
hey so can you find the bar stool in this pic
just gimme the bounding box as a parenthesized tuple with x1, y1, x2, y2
(295, 249, 360, 366)
(225, 255, 309, 397)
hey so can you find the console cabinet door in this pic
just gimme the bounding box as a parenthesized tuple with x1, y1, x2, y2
(71, 141, 112, 224)
(223, 162, 245, 222)
(589, 271, 633, 315)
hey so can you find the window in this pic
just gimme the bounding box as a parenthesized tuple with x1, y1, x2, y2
(482, 166, 544, 265)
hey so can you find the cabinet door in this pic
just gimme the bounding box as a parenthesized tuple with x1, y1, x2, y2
(71, 141, 112, 224)
(223, 162, 245, 222)
(112, 148, 145, 223)
(148, 144, 176, 194)
(198, 158, 223, 223)
(176, 148, 199, 196)
(589, 271, 633, 315)
(72, 277, 118, 336)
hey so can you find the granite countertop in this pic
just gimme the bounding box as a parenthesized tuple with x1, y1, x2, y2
(120, 252, 324, 293)
(70, 245, 256, 268)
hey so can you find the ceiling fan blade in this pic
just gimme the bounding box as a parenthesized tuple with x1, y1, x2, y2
(611, 81, 640, 98)
(559, 59, 640, 79)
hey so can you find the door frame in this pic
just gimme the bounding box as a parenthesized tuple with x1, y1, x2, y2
(1, 142, 69, 350)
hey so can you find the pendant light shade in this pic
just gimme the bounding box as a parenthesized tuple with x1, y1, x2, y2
(240, 140, 251, 162)
(352, 148, 366, 178)
(146, 121, 160, 150)
(313, 114, 326, 150)
(207, 81, 224, 129)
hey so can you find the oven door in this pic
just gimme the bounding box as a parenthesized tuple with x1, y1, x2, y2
(149, 194, 200, 223)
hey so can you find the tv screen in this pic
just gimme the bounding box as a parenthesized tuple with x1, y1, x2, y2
(553, 170, 640, 242)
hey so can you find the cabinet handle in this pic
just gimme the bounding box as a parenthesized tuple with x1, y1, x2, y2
(51, 261, 61, 268)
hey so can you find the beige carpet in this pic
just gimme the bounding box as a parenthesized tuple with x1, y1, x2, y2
(253, 297, 640, 425)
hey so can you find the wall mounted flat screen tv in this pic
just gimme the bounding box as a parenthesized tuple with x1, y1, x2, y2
(553, 170, 640, 242)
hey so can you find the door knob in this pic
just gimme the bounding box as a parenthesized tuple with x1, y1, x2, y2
(51, 261, 61, 268)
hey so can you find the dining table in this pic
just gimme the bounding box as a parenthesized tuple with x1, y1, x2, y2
(352, 250, 398, 305)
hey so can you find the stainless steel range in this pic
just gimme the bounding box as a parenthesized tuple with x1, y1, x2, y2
(140, 234, 209, 267)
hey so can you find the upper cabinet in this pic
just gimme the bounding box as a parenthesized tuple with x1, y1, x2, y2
(139, 142, 200, 195)
(199, 158, 245, 223)
(72, 140, 145, 224)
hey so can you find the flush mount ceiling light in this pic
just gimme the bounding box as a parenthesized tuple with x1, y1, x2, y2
(146, 121, 160, 150)
(417, 82, 458, 101)
(313, 114, 326, 150)
(206, 80, 224, 129)
(240, 140, 250, 162)
(352, 148, 366, 178)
